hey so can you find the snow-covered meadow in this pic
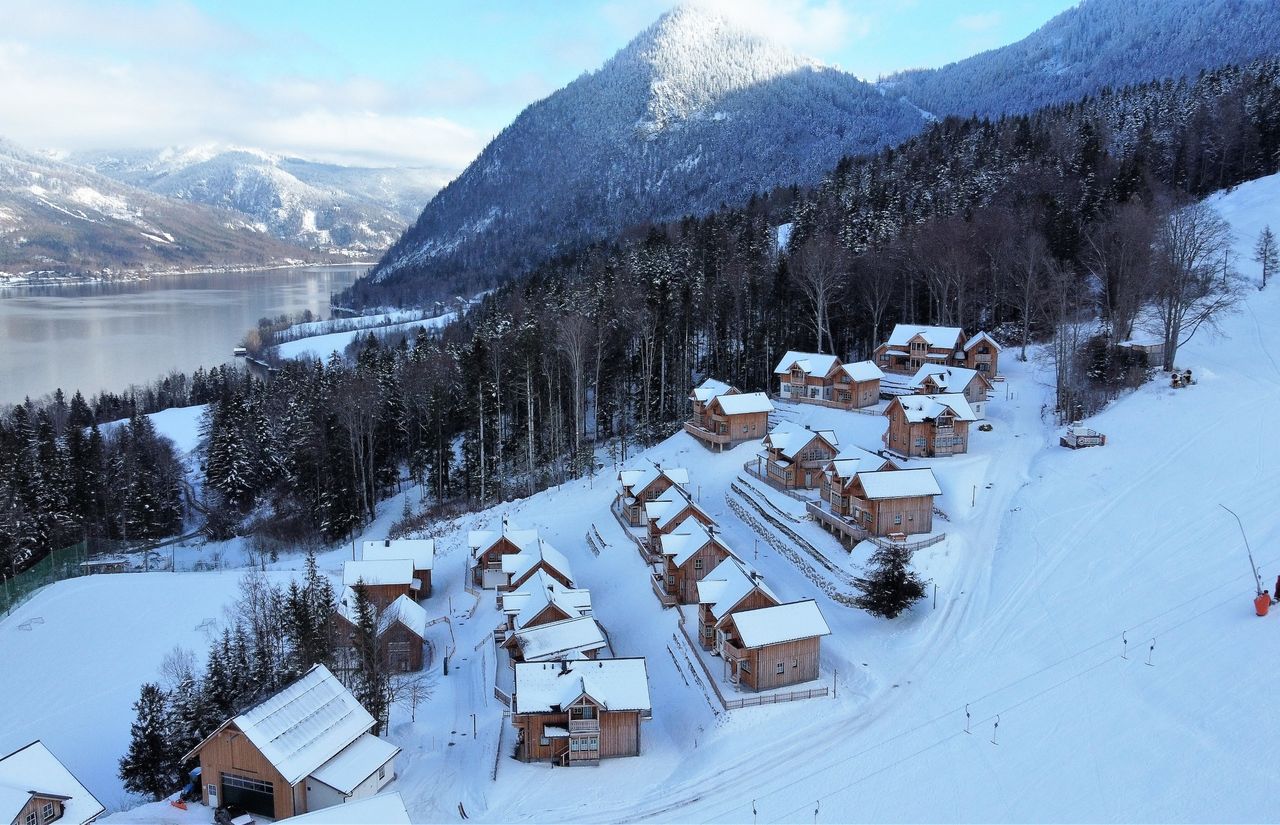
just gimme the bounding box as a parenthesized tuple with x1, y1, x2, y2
(2, 173, 1279, 822)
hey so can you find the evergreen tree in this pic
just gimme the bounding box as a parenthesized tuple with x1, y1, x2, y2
(119, 683, 179, 800)
(349, 583, 389, 734)
(855, 543, 927, 619)
(166, 678, 209, 770)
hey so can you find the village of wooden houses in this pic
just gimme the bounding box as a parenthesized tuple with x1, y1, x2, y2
(3, 324, 1019, 825)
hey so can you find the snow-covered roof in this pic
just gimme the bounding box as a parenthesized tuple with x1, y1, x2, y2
(617, 465, 689, 498)
(510, 616, 607, 662)
(501, 569, 593, 630)
(362, 538, 435, 570)
(765, 421, 838, 459)
(909, 365, 987, 394)
(730, 599, 831, 648)
(691, 378, 736, 403)
(501, 538, 575, 586)
(885, 324, 965, 349)
(216, 665, 376, 786)
(647, 493, 711, 532)
(308, 733, 400, 795)
(279, 792, 411, 824)
(773, 350, 842, 377)
(840, 360, 884, 382)
(342, 558, 414, 587)
(0, 741, 103, 825)
(696, 556, 777, 621)
(856, 468, 941, 499)
(513, 658, 651, 714)
(468, 526, 540, 555)
(712, 391, 774, 415)
(659, 518, 731, 567)
(892, 393, 977, 423)
(827, 445, 893, 480)
(378, 595, 429, 640)
(964, 331, 1002, 351)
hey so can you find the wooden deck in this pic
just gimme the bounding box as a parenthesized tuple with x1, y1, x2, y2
(683, 420, 731, 446)
(806, 500, 870, 546)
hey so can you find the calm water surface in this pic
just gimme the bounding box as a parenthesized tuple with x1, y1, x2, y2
(0, 266, 365, 404)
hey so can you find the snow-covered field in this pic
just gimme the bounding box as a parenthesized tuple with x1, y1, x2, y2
(3, 174, 1278, 821)
(275, 311, 456, 360)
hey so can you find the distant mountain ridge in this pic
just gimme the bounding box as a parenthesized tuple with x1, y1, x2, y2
(350, 4, 927, 304)
(346, 0, 1280, 308)
(70, 147, 441, 257)
(879, 0, 1280, 118)
(0, 138, 326, 281)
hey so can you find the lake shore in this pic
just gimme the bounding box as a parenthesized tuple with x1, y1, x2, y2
(0, 258, 375, 290)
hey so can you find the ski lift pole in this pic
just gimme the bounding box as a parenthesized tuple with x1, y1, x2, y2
(1220, 504, 1262, 595)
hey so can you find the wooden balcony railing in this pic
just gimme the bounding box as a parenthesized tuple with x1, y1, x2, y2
(568, 718, 600, 733)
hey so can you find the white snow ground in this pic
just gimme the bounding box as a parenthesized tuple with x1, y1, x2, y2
(3, 173, 1279, 822)
(275, 311, 456, 360)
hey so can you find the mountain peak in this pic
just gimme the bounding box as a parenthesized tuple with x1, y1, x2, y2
(613, 3, 818, 132)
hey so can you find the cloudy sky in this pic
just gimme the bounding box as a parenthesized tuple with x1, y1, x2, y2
(1, 0, 1077, 176)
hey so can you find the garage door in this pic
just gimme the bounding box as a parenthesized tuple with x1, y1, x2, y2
(221, 772, 274, 818)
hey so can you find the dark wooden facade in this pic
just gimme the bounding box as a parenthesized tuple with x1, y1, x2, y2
(697, 587, 777, 649)
(884, 399, 971, 458)
(512, 698, 642, 765)
(621, 475, 682, 526)
(13, 794, 69, 825)
(762, 431, 839, 489)
(662, 539, 732, 605)
(685, 395, 771, 451)
(718, 632, 823, 691)
(842, 476, 935, 536)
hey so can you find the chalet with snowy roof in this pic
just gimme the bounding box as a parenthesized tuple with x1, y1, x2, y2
(361, 539, 434, 598)
(642, 491, 715, 547)
(277, 792, 410, 824)
(907, 365, 993, 418)
(499, 538, 575, 593)
(716, 599, 831, 691)
(758, 422, 840, 489)
(833, 468, 942, 537)
(333, 589, 430, 673)
(511, 658, 651, 765)
(0, 741, 103, 825)
(774, 351, 884, 409)
(684, 391, 773, 451)
(657, 518, 735, 604)
(820, 446, 899, 509)
(616, 465, 689, 526)
(504, 615, 607, 666)
(342, 559, 415, 610)
(499, 569, 593, 639)
(688, 378, 739, 426)
(884, 393, 977, 457)
(696, 556, 779, 650)
(184, 665, 399, 821)
(874, 325, 1001, 377)
(468, 521, 540, 589)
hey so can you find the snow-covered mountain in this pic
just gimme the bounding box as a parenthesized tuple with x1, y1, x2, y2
(359, 5, 928, 298)
(69, 147, 441, 257)
(0, 138, 323, 280)
(880, 0, 1280, 118)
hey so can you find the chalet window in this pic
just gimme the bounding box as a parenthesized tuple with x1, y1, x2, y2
(742, 424, 749, 434)
(895, 514, 903, 525)
(879, 353, 888, 362)
(26, 813, 36, 825)
(978, 345, 990, 354)
(911, 341, 926, 351)
(540, 735, 550, 746)
(694, 558, 703, 571)
(741, 660, 751, 673)
(42, 803, 55, 822)
(793, 657, 799, 668)
(776, 662, 785, 675)
(378, 764, 386, 780)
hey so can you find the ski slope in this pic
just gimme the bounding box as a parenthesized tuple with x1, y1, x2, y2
(3, 173, 1278, 821)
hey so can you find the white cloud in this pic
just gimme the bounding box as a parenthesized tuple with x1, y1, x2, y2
(955, 12, 1003, 32)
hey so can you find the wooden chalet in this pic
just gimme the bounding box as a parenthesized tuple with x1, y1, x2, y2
(883, 393, 977, 458)
(184, 665, 399, 821)
(642, 492, 715, 547)
(773, 351, 884, 409)
(504, 615, 607, 666)
(820, 445, 900, 506)
(695, 556, 778, 650)
(616, 465, 690, 526)
(657, 518, 735, 604)
(833, 468, 942, 536)
(907, 365, 993, 418)
(498, 538, 575, 593)
(715, 600, 831, 691)
(511, 658, 651, 765)
(361, 539, 435, 598)
(333, 589, 429, 673)
(499, 569, 593, 640)
(468, 522, 540, 589)
(688, 378, 739, 424)
(874, 325, 1002, 377)
(758, 422, 840, 489)
(0, 741, 104, 825)
(341, 559, 415, 610)
(684, 392, 773, 451)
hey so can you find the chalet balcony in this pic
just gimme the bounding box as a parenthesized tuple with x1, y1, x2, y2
(806, 500, 870, 545)
(720, 639, 747, 662)
(683, 420, 731, 446)
(650, 574, 678, 607)
(568, 718, 600, 733)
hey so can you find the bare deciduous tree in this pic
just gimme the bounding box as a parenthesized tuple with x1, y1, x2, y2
(1254, 225, 1277, 290)
(789, 234, 843, 354)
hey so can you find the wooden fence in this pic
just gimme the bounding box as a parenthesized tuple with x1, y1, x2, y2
(724, 686, 830, 710)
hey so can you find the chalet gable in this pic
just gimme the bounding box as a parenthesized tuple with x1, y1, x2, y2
(0, 741, 103, 825)
(764, 423, 839, 461)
